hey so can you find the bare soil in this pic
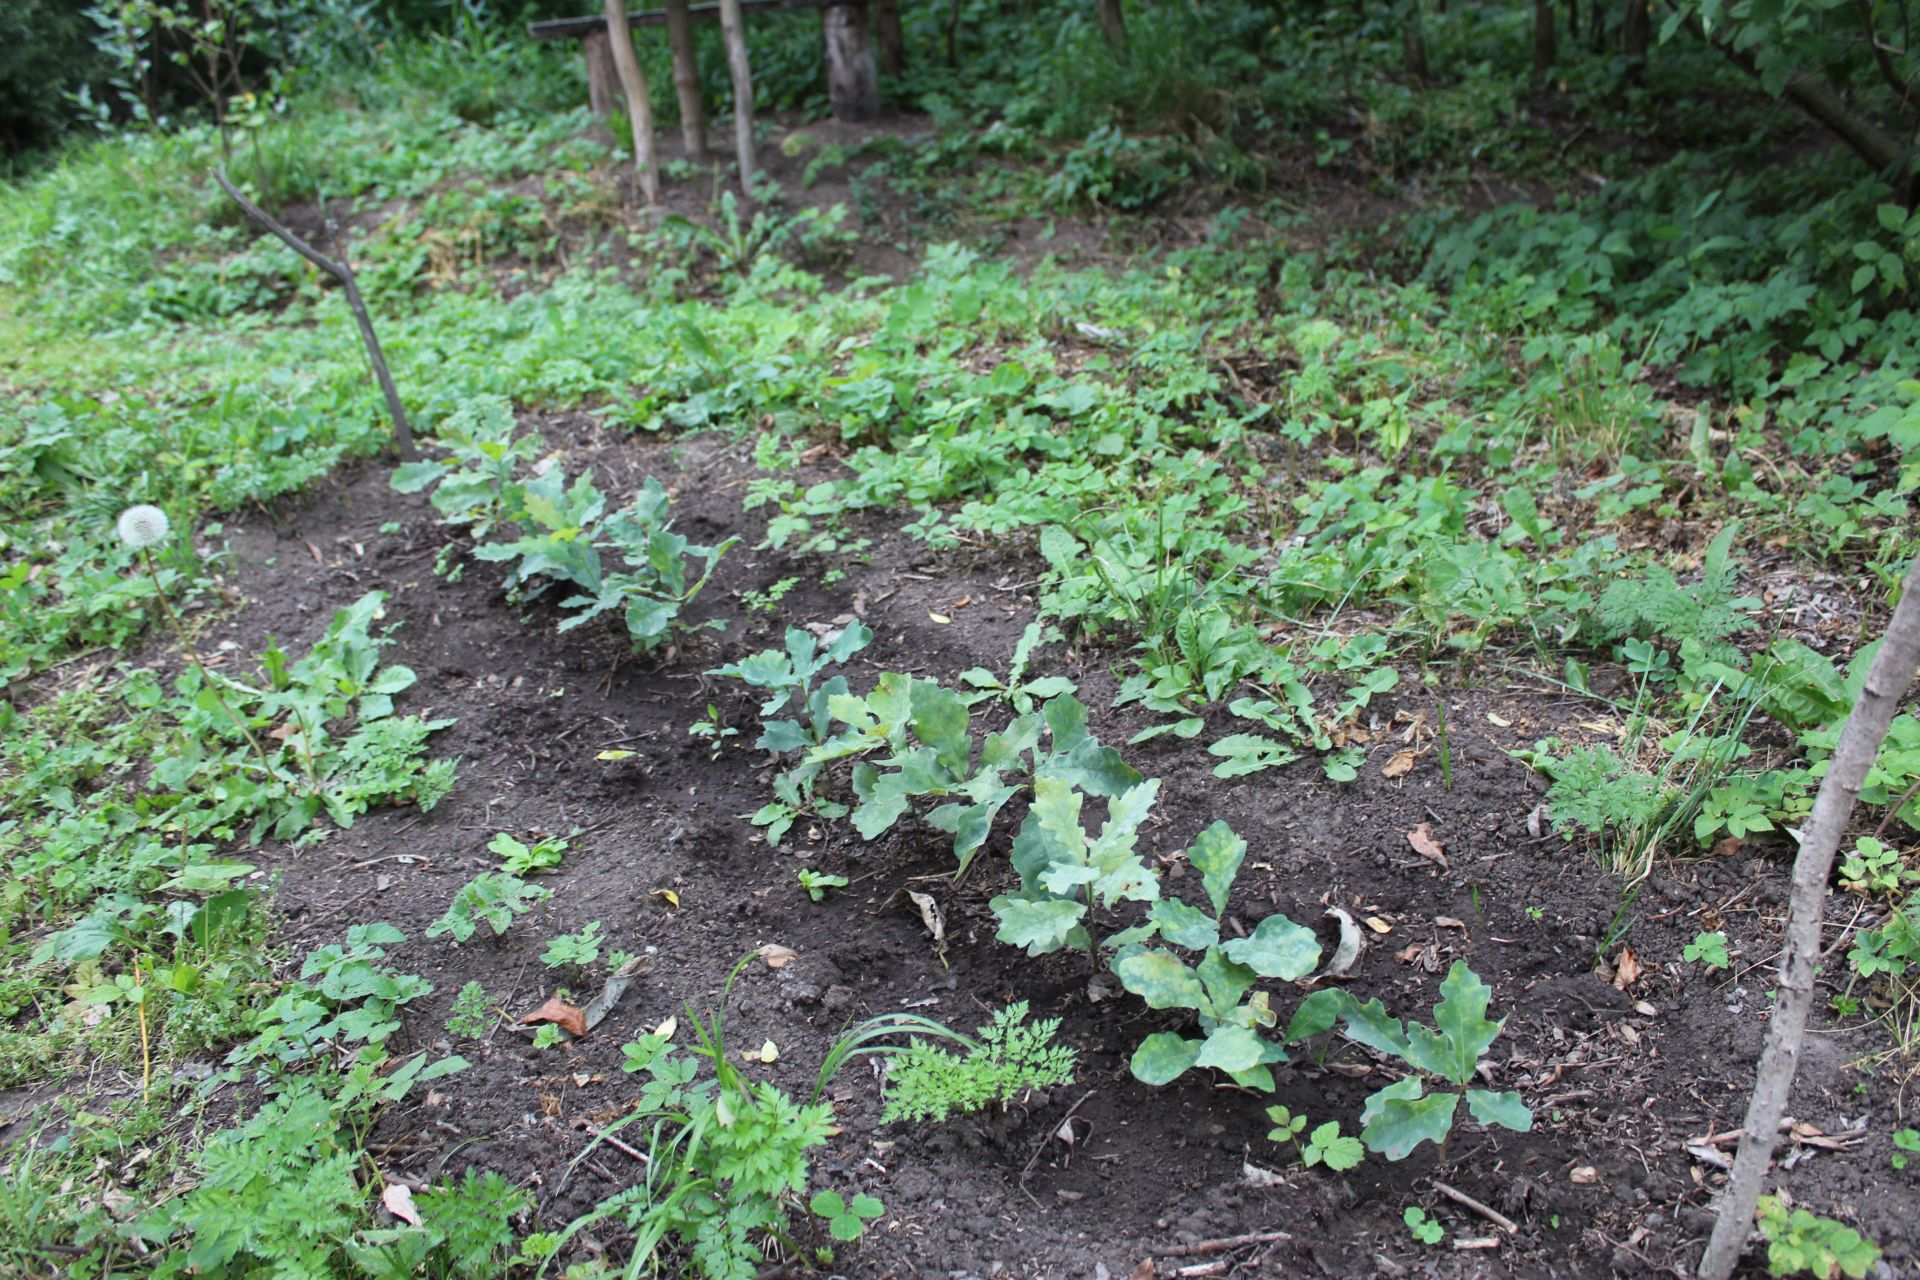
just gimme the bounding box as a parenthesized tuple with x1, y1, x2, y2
(179, 413, 1918, 1280)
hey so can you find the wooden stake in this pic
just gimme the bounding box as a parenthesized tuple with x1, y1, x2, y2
(604, 0, 662, 204)
(663, 0, 707, 153)
(717, 0, 757, 190)
(1698, 556, 1920, 1280)
(823, 0, 880, 121)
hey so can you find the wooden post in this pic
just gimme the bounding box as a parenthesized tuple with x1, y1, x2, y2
(1620, 0, 1648, 67)
(583, 30, 620, 118)
(824, 1, 880, 121)
(663, 0, 707, 153)
(1533, 0, 1556, 77)
(874, 0, 905, 76)
(604, 0, 661, 204)
(717, 0, 757, 190)
(1097, 0, 1127, 50)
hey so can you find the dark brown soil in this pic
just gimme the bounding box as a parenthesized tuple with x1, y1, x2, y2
(197, 417, 1915, 1280)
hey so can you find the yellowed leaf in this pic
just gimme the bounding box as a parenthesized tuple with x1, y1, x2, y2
(596, 749, 637, 761)
(652, 888, 680, 907)
(1364, 915, 1394, 934)
(653, 1015, 678, 1040)
(739, 1039, 778, 1064)
(928, 611, 952, 625)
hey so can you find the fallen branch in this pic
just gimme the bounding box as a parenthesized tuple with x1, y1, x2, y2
(1430, 1179, 1518, 1235)
(1154, 1229, 1293, 1257)
(1699, 555, 1920, 1280)
(211, 171, 416, 461)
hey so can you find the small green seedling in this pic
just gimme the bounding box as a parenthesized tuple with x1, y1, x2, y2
(542, 922, 603, 970)
(1301, 1120, 1364, 1171)
(808, 1190, 884, 1242)
(1265, 1104, 1307, 1145)
(797, 868, 848, 901)
(530, 1023, 565, 1050)
(445, 980, 492, 1039)
(1755, 1196, 1880, 1278)
(881, 1001, 1077, 1124)
(1404, 1206, 1443, 1245)
(1324, 961, 1532, 1159)
(489, 830, 569, 876)
(1684, 931, 1730, 971)
(1894, 1127, 1919, 1171)
(688, 704, 739, 757)
(426, 872, 551, 942)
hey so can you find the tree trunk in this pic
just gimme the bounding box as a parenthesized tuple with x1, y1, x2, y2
(1698, 557, 1920, 1280)
(1402, 1, 1429, 83)
(1533, 0, 1556, 77)
(717, 0, 757, 191)
(583, 30, 620, 119)
(603, 0, 661, 205)
(1098, 0, 1128, 50)
(1688, 11, 1912, 199)
(1588, 0, 1607, 52)
(663, 0, 706, 154)
(874, 0, 905, 76)
(824, 1, 881, 121)
(1620, 0, 1647, 65)
(946, 0, 962, 66)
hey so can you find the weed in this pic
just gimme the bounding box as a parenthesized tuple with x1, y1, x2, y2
(1404, 1206, 1444, 1245)
(1754, 1196, 1880, 1278)
(427, 873, 551, 943)
(1685, 932, 1731, 971)
(796, 868, 848, 901)
(445, 981, 493, 1039)
(880, 1001, 1077, 1125)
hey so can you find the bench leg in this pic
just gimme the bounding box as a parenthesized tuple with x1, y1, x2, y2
(584, 30, 620, 119)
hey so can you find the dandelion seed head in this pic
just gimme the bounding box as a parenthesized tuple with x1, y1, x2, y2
(116, 504, 171, 550)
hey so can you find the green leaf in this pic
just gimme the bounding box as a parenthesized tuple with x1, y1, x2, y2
(1464, 1089, 1533, 1133)
(1337, 994, 1411, 1058)
(1208, 733, 1297, 778)
(1149, 898, 1220, 951)
(1115, 950, 1206, 1011)
(1194, 947, 1256, 1017)
(1186, 820, 1245, 917)
(1360, 1079, 1458, 1160)
(1130, 1032, 1202, 1086)
(1285, 988, 1346, 1043)
(1302, 1121, 1365, 1171)
(390, 460, 449, 493)
(909, 680, 972, 774)
(1221, 913, 1320, 980)
(990, 895, 1085, 957)
(1409, 961, 1505, 1087)
(1193, 1024, 1269, 1074)
(1877, 202, 1907, 234)
(849, 1193, 884, 1220)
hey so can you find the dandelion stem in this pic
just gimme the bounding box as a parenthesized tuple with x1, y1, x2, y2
(141, 550, 280, 784)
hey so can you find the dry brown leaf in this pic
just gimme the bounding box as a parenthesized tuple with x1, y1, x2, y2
(1406, 823, 1449, 868)
(757, 943, 798, 970)
(1569, 1167, 1600, 1185)
(1382, 749, 1417, 779)
(1434, 916, 1468, 931)
(1711, 836, 1742, 857)
(519, 996, 587, 1039)
(381, 1183, 422, 1225)
(1364, 915, 1394, 934)
(1486, 711, 1512, 728)
(1611, 946, 1643, 991)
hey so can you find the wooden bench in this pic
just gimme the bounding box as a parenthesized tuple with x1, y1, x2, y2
(530, 0, 879, 124)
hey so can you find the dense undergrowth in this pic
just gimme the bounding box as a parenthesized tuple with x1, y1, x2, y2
(3, 0, 1919, 1274)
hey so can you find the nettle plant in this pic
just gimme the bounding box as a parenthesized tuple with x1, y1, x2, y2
(392, 400, 734, 652)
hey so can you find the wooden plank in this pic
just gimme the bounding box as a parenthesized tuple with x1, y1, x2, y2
(529, 0, 834, 39)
